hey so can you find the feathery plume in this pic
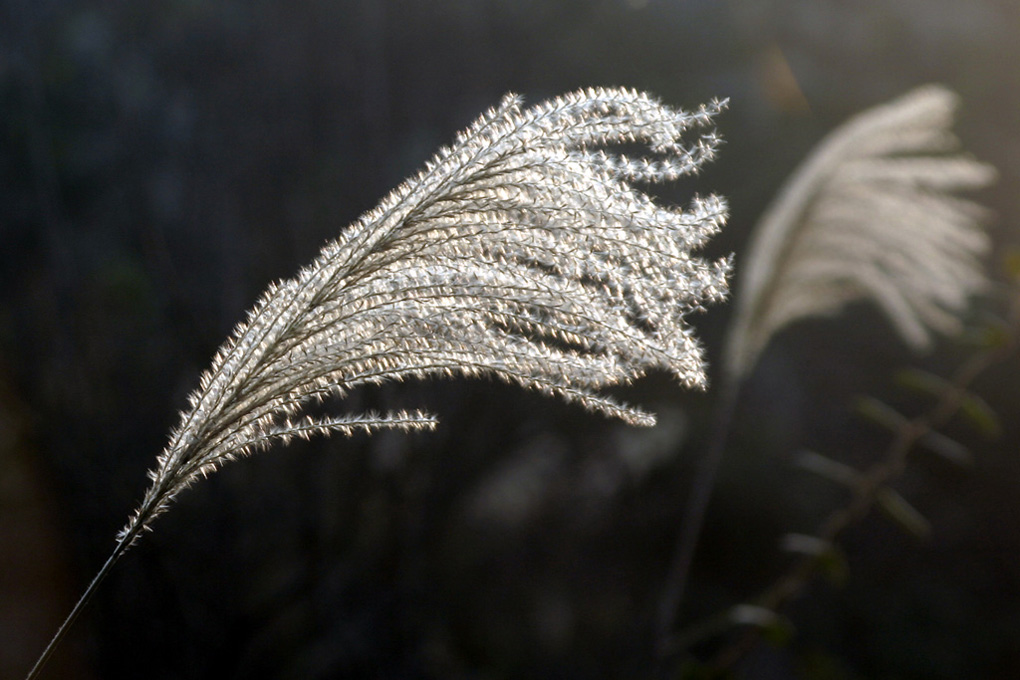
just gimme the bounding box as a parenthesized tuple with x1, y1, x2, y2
(123, 87, 730, 542)
(724, 84, 994, 382)
(27, 87, 729, 680)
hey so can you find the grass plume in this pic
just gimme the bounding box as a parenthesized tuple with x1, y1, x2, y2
(26, 87, 730, 679)
(725, 84, 994, 382)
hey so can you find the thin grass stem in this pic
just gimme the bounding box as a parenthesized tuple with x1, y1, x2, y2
(25, 524, 140, 680)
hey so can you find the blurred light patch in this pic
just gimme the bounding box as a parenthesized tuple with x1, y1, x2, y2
(758, 43, 811, 115)
(612, 402, 686, 480)
(463, 434, 568, 529)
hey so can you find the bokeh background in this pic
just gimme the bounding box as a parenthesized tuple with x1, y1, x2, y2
(3, 1, 1020, 678)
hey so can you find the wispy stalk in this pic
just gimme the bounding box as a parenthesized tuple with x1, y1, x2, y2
(26, 87, 730, 679)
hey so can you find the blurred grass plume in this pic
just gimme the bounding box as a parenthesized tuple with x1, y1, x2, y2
(724, 84, 995, 382)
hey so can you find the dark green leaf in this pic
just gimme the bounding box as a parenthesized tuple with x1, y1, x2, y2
(957, 391, 1002, 438)
(729, 605, 794, 647)
(920, 430, 974, 466)
(781, 534, 849, 586)
(895, 367, 952, 398)
(854, 396, 908, 432)
(794, 450, 862, 487)
(876, 487, 931, 539)
(976, 321, 1012, 350)
(1001, 247, 1020, 281)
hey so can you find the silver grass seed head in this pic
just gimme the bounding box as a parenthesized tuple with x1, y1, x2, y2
(119, 87, 730, 541)
(724, 84, 994, 383)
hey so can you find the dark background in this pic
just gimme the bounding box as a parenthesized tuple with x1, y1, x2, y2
(3, 1, 1020, 678)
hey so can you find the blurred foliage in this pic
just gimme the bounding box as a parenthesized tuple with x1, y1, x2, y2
(3, 0, 1020, 678)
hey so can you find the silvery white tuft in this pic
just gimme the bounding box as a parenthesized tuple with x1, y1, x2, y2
(124, 87, 731, 542)
(725, 84, 994, 382)
(27, 87, 730, 680)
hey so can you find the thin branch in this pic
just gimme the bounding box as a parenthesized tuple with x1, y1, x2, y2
(665, 294, 1020, 672)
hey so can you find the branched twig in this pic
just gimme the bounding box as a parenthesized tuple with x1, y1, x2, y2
(662, 292, 1020, 673)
